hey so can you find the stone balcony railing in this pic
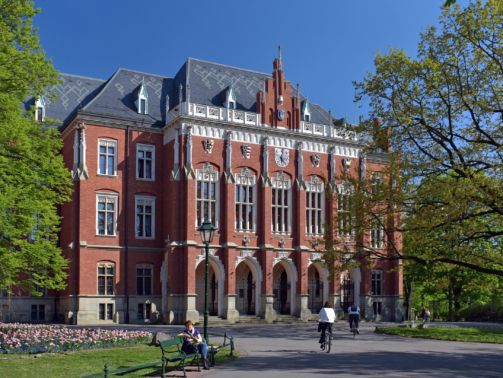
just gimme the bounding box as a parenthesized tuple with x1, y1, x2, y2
(167, 101, 359, 141)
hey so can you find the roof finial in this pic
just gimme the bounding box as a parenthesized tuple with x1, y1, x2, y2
(278, 45, 282, 70)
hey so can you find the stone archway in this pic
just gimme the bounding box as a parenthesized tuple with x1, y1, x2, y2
(272, 256, 297, 316)
(235, 252, 263, 316)
(195, 250, 225, 317)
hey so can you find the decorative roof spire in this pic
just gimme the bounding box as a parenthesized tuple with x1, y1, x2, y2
(278, 45, 282, 70)
(296, 82, 300, 109)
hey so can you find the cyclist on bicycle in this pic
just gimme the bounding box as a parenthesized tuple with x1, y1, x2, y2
(317, 301, 336, 349)
(348, 302, 360, 334)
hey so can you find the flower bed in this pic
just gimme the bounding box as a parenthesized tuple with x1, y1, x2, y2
(0, 323, 152, 354)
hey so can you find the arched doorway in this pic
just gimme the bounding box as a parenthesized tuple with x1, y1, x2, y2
(235, 261, 256, 315)
(196, 263, 218, 316)
(273, 264, 291, 315)
(340, 271, 354, 313)
(308, 265, 323, 314)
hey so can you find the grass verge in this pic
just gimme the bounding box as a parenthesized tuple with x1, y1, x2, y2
(376, 326, 503, 344)
(0, 342, 239, 378)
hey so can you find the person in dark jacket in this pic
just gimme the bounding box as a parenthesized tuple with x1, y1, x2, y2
(177, 320, 210, 370)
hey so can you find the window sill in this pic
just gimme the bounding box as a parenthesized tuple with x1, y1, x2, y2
(136, 178, 155, 182)
(96, 235, 118, 238)
(271, 232, 292, 235)
(97, 174, 118, 178)
(235, 230, 256, 233)
(135, 237, 155, 240)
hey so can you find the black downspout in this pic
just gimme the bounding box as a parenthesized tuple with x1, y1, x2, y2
(125, 126, 130, 324)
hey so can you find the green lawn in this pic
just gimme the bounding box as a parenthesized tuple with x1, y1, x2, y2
(376, 326, 503, 343)
(0, 343, 239, 378)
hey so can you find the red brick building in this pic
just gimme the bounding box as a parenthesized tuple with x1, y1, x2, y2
(16, 51, 403, 325)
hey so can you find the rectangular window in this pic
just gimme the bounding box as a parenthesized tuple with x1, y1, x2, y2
(30, 304, 45, 321)
(306, 189, 324, 235)
(371, 173, 383, 203)
(107, 304, 113, 320)
(235, 172, 256, 232)
(98, 263, 115, 295)
(97, 195, 118, 236)
(372, 271, 382, 295)
(39, 305, 45, 321)
(98, 140, 117, 176)
(196, 181, 217, 227)
(138, 303, 144, 320)
(99, 304, 105, 320)
(145, 303, 151, 320)
(36, 107, 43, 122)
(140, 99, 146, 114)
(137, 265, 153, 295)
(137, 144, 154, 180)
(135, 196, 155, 238)
(272, 186, 290, 233)
(337, 188, 354, 238)
(373, 301, 383, 315)
(31, 304, 37, 321)
(370, 217, 384, 249)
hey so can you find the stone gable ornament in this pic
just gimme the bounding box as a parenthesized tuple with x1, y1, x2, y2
(242, 144, 252, 159)
(203, 139, 214, 154)
(275, 148, 289, 167)
(311, 154, 321, 168)
(278, 109, 286, 121)
(343, 158, 352, 171)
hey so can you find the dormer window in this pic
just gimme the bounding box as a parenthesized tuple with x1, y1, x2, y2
(134, 78, 148, 115)
(225, 85, 237, 109)
(35, 96, 45, 122)
(302, 96, 311, 122)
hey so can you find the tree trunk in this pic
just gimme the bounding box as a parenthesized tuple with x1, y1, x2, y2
(448, 281, 454, 322)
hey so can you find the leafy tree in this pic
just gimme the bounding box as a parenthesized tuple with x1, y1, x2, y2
(316, 0, 503, 278)
(0, 0, 72, 295)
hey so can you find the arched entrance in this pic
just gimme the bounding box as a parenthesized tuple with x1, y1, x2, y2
(340, 271, 354, 313)
(307, 265, 323, 313)
(196, 263, 218, 316)
(235, 261, 256, 316)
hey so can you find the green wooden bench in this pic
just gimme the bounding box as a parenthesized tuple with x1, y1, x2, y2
(207, 332, 234, 367)
(82, 337, 200, 378)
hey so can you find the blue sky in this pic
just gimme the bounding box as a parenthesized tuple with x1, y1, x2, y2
(33, 0, 471, 121)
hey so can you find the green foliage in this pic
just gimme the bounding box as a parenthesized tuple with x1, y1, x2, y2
(316, 0, 503, 278)
(0, 0, 72, 294)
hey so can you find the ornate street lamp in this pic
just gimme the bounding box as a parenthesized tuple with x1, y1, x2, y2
(197, 219, 217, 341)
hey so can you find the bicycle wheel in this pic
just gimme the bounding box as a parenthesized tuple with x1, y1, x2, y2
(326, 330, 331, 353)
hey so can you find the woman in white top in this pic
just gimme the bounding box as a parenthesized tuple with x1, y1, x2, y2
(318, 301, 336, 348)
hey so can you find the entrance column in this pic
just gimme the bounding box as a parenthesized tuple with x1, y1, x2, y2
(295, 247, 311, 321)
(259, 245, 276, 323)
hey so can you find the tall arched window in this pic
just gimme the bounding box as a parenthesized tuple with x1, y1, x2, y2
(269, 109, 274, 125)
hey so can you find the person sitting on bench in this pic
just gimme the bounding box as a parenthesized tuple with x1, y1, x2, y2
(177, 320, 210, 370)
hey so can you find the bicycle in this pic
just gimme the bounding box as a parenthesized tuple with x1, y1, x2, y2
(351, 326, 357, 339)
(321, 326, 332, 353)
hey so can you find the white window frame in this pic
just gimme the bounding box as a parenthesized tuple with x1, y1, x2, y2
(195, 162, 220, 229)
(98, 139, 118, 176)
(97, 262, 115, 296)
(371, 173, 383, 203)
(372, 270, 383, 296)
(370, 216, 384, 249)
(135, 79, 149, 115)
(271, 171, 292, 234)
(306, 176, 325, 235)
(136, 144, 155, 180)
(96, 192, 119, 236)
(136, 264, 153, 296)
(135, 195, 156, 239)
(234, 168, 257, 233)
(35, 97, 45, 122)
(337, 184, 354, 238)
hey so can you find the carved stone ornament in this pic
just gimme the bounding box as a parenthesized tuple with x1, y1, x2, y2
(275, 148, 289, 167)
(204, 139, 214, 154)
(343, 158, 352, 171)
(242, 144, 252, 159)
(311, 154, 321, 168)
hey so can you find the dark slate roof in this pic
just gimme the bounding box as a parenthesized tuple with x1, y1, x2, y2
(22, 73, 106, 126)
(23, 58, 346, 131)
(83, 68, 173, 127)
(185, 58, 271, 112)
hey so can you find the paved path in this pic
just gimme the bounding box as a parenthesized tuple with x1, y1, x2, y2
(75, 322, 503, 378)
